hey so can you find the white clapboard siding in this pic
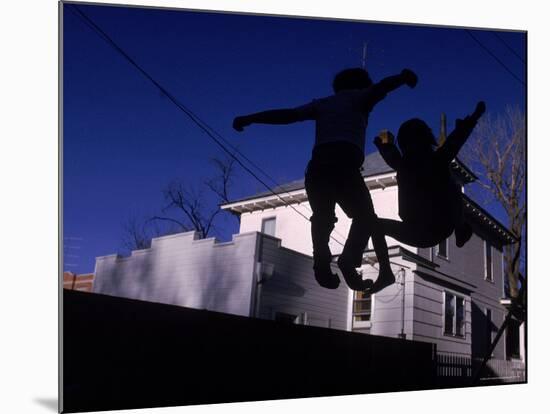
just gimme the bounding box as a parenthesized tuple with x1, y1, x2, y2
(93, 231, 259, 317)
(256, 235, 350, 331)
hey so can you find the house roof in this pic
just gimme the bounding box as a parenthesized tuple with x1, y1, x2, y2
(462, 193, 518, 245)
(221, 151, 516, 245)
(224, 152, 394, 205)
(223, 151, 474, 206)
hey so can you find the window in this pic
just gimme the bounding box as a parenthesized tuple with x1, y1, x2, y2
(443, 291, 465, 337)
(486, 308, 493, 354)
(455, 297, 464, 336)
(502, 253, 506, 297)
(261, 217, 276, 236)
(436, 238, 448, 259)
(353, 290, 372, 322)
(485, 241, 493, 281)
(506, 318, 521, 360)
(444, 293, 454, 334)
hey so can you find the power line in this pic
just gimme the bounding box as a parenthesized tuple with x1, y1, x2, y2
(491, 31, 526, 64)
(464, 29, 525, 86)
(67, 4, 411, 272)
(66, 4, 351, 246)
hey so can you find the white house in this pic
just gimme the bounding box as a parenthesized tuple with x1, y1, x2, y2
(220, 151, 523, 363)
(93, 151, 524, 376)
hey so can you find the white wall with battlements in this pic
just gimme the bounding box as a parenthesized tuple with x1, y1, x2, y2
(93, 231, 259, 317)
(93, 230, 352, 330)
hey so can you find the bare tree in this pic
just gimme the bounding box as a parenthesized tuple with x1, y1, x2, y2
(122, 154, 240, 251)
(121, 215, 185, 253)
(158, 181, 220, 239)
(205, 156, 237, 206)
(463, 106, 526, 298)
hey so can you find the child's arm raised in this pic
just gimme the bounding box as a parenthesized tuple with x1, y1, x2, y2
(361, 69, 418, 111)
(233, 103, 316, 132)
(374, 130, 403, 170)
(437, 101, 486, 164)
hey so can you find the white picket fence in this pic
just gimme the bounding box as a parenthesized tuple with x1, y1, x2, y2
(477, 357, 526, 383)
(436, 353, 525, 385)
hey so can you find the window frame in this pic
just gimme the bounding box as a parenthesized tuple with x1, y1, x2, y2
(435, 238, 449, 260)
(261, 216, 277, 237)
(486, 308, 494, 357)
(484, 240, 494, 282)
(352, 289, 373, 326)
(505, 318, 522, 360)
(455, 296, 465, 337)
(501, 252, 506, 296)
(442, 290, 466, 339)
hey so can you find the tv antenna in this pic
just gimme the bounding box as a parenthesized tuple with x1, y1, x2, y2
(361, 42, 368, 69)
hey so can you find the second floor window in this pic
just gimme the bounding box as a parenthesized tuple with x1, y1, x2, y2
(485, 241, 493, 281)
(436, 238, 448, 259)
(261, 217, 276, 237)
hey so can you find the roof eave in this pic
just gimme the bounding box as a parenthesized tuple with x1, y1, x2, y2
(222, 171, 397, 214)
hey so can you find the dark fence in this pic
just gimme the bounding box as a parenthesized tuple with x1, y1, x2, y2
(437, 353, 472, 379)
(63, 290, 436, 413)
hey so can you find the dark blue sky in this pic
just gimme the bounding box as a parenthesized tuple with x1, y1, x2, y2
(63, 3, 526, 274)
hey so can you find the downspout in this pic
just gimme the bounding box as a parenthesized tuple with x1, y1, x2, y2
(398, 267, 406, 339)
(254, 263, 263, 318)
(250, 232, 263, 318)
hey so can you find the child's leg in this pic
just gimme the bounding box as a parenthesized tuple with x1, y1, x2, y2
(367, 223, 396, 294)
(337, 214, 374, 291)
(305, 163, 340, 289)
(337, 168, 394, 291)
(310, 211, 336, 269)
(340, 211, 371, 267)
(378, 217, 455, 249)
(378, 218, 436, 248)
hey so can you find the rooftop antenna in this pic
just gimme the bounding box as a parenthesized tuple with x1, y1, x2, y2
(438, 113, 447, 147)
(361, 42, 368, 69)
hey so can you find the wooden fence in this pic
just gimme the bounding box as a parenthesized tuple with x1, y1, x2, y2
(63, 290, 437, 413)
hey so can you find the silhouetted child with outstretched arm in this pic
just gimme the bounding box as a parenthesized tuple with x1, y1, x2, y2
(233, 67, 418, 292)
(374, 101, 486, 252)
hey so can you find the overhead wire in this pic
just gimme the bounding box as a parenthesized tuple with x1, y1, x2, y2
(67, 4, 419, 272)
(464, 29, 525, 86)
(491, 31, 526, 64)
(66, 4, 352, 246)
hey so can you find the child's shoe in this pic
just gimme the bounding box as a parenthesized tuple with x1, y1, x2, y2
(365, 265, 396, 295)
(313, 264, 340, 289)
(337, 256, 372, 291)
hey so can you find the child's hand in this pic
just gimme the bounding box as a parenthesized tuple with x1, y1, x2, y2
(473, 101, 486, 120)
(455, 101, 487, 130)
(401, 69, 418, 88)
(233, 116, 250, 132)
(374, 130, 395, 146)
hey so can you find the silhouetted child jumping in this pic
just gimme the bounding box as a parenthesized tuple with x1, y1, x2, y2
(374, 101, 486, 250)
(233, 67, 418, 292)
